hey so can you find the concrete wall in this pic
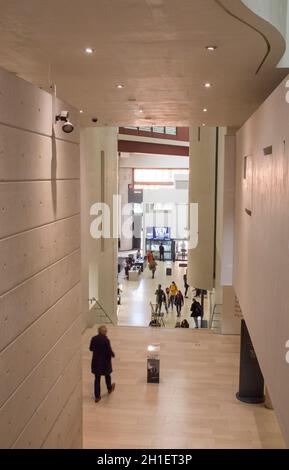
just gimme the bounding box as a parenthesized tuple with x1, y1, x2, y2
(0, 68, 82, 448)
(81, 128, 118, 328)
(214, 127, 226, 307)
(188, 127, 217, 291)
(221, 133, 242, 335)
(234, 75, 289, 446)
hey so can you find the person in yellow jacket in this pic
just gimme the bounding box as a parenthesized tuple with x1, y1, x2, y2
(169, 281, 178, 310)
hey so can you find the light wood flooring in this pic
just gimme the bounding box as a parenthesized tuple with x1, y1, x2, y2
(83, 326, 285, 449)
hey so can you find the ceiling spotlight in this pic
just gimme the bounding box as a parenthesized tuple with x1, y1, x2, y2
(203, 108, 208, 112)
(206, 46, 217, 51)
(204, 82, 212, 88)
(85, 47, 94, 54)
(55, 111, 74, 134)
(116, 84, 124, 89)
(202, 123, 206, 127)
(79, 110, 84, 114)
(139, 109, 144, 113)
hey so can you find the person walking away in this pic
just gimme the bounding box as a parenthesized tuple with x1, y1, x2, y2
(190, 298, 203, 329)
(175, 290, 184, 317)
(183, 273, 189, 298)
(147, 250, 154, 264)
(165, 287, 170, 313)
(149, 258, 157, 279)
(124, 258, 131, 279)
(159, 243, 165, 261)
(169, 281, 178, 310)
(155, 284, 166, 313)
(89, 325, 116, 403)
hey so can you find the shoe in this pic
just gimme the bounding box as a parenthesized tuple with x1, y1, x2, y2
(108, 383, 116, 394)
(95, 397, 101, 403)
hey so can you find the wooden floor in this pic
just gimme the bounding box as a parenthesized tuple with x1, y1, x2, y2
(82, 326, 285, 449)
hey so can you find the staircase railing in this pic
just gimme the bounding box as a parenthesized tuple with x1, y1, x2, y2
(209, 303, 222, 332)
(88, 298, 115, 325)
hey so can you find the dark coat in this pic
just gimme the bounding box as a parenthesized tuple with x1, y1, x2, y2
(89, 334, 115, 376)
(155, 288, 165, 303)
(175, 292, 184, 306)
(190, 300, 203, 318)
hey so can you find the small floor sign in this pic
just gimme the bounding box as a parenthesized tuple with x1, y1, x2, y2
(147, 358, 160, 383)
(147, 343, 160, 384)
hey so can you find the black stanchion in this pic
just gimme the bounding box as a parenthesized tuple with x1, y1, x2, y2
(236, 320, 265, 404)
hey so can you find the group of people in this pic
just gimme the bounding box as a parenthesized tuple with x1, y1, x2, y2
(123, 250, 205, 329)
(154, 280, 204, 328)
(155, 282, 184, 317)
(175, 319, 190, 328)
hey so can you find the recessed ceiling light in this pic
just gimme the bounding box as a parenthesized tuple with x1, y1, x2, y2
(206, 46, 217, 51)
(203, 108, 208, 112)
(202, 123, 206, 127)
(139, 109, 144, 113)
(116, 84, 124, 89)
(204, 82, 212, 88)
(79, 110, 84, 114)
(85, 47, 94, 54)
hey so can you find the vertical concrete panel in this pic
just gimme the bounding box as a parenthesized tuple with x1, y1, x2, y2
(0, 69, 52, 135)
(188, 127, 216, 290)
(0, 67, 82, 448)
(81, 127, 118, 328)
(221, 135, 236, 286)
(0, 180, 80, 239)
(0, 216, 80, 295)
(119, 168, 133, 251)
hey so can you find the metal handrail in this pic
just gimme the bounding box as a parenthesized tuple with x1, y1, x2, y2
(88, 298, 115, 325)
(209, 303, 222, 330)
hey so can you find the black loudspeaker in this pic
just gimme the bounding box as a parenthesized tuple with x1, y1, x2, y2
(166, 268, 172, 276)
(236, 320, 265, 404)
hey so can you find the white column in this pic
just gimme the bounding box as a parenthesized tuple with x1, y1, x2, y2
(81, 127, 118, 328)
(188, 126, 217, 290)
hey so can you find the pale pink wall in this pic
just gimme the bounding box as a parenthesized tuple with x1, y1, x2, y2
(234, 75, 289, 446)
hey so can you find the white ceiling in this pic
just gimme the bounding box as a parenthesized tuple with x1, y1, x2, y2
(0, 0, 287, 128)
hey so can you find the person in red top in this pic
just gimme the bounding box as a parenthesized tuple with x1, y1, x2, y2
(147, 250, 154, 264)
